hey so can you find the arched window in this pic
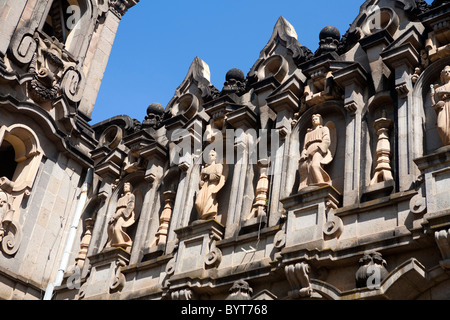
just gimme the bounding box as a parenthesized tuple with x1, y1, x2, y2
(0, 125, 43, 194)
(0, 141, 17, 181)
(41, 0, 90, 56)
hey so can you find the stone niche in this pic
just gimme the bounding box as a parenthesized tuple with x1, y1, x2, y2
(293, 104, 346, 195)
(361, 98, 396, 201)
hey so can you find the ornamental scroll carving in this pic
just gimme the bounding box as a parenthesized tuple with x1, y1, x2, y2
(10, 30, 85, 104)
(0, 191, 21, 256)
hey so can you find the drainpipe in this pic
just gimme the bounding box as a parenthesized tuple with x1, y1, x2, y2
(43, 168, 93, 300)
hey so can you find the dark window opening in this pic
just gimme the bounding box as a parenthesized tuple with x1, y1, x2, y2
(0, 141, 17, 181)
(42, 0, 76, 44)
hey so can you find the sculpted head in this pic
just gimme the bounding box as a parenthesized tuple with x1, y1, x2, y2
(123, 182, 132, 193)
(441, 66, 450, 84)
(208, 149, 217, 163)
(0, 192, 7, 208)
(312, 114, 323, 127)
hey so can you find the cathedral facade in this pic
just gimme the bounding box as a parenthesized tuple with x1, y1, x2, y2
(0, 0, 450, 300)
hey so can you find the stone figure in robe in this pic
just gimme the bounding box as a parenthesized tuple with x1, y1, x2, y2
(107, 182, 136, 250)
(431, 65, 450, 147)
(195, 150, 227, 220)
(298, 114, 336, 191)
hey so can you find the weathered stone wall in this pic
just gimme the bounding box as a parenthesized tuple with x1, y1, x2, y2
(1, 0, 450, 301)
(53, 0, 450, 301)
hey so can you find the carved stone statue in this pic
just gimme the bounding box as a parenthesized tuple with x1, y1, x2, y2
(431, 65, 450, 147)
(195, 150, 227, 220)
(107, 182, 136, 250)
(298, 114, 336, 191)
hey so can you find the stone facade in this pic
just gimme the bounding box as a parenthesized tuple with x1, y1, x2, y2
(0, 0, 450, 301)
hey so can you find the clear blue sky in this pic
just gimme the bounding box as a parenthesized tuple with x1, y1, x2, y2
(89, 0, 426, 124)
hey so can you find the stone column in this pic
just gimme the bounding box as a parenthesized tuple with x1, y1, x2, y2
(225, 131, 249, 237)
(129, 143, 166, 265)
(382, 43, 421, 191)
(333, 63, 368, 207)
(266, 76, 303, 227)
(223, 106, 258, 238)
(165, 118, 203, 254)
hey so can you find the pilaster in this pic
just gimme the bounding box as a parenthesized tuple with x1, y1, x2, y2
(382, 43, 421, 191)
(266, 75, 304, 227)
(165, 117, 204, 254)
(333, 63, 368, 206)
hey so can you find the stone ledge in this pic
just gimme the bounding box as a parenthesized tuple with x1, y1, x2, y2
(335, 189, 417, 217)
